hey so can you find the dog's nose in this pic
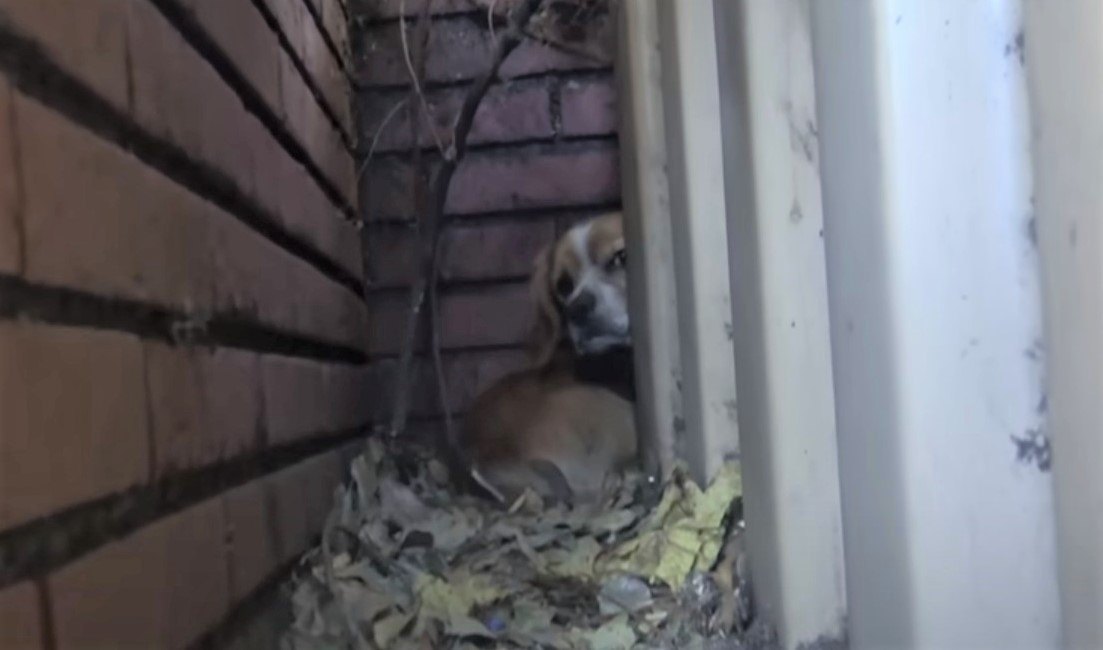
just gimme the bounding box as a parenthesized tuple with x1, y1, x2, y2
(565, 290, 596, 321)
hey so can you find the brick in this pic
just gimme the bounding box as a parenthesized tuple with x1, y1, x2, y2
(262, 355, 370, 446)
(360, 155, 422, 222)
(440, 220, 554, 281)
(146, 343, 261, 476)
(202, 347, 264, 452)
(15, 92, 213, 310)
(265, 452, 344, 563)
(320, 0, 351, 67)
(223, 479, 280, 601)
(354, 0, 478, 20)
(365, 144, 620, 218)
(368, 282, 530, 354)
(207, 205, 368, 351)
(357, 17, 611, 86)
(560, 75, 618, 137)
(0, 322, 148, 529)
(360, 80, 553, 153)
(0, 75, 18, 274)
(366, 219, 553, 288)
(249, 125, 363, 282)
(183, 0, 283, 119)
(440, 283, 532, 348)
(0, 581, 44, 650)
(262, 355, 330, 446)
(499, 21, 614, 78)
(265, 0, 353, 138)
(279, 51, 356, 206)
(284, 253, 370, 351)
(128, 2, 254, 198)
(358, 18, 488, 86)
(263, 0, 308, 62)
(0, 0, 130, 111)
(445, 143, 620, 214)
(126, 0, 266, 203)
(328, 363, 373, 431)
(301, 3, 353, 135)
(363, 223, 418, 287)
(282, 156, 364, 282)
(49, 499, 229, 650)
(366, 292, 417, 356)
(367, 348, 526, 419)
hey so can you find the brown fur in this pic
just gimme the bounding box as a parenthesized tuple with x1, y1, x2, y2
(458, 213, 637, 503)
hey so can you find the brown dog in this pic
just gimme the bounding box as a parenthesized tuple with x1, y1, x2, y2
(457, 213, 638, 504)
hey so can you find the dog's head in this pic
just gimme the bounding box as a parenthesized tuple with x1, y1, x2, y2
(530, 212, 630, 365)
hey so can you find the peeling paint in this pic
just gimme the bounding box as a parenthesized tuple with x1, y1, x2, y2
(1004, 30, 1026, 66)
(1025, 338, 1045, 362)
(1011, 430, 1052, 472)
(789, 199, 804, 223)
(785, 102, 818, 164)
(723, 398, 738, 421)
(1036, 393, 1048, 416)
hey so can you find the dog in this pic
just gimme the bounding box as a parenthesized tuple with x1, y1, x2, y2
(455, 212, 638, 504)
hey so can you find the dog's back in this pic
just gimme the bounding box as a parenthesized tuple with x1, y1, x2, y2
(458, 357, 636, 504)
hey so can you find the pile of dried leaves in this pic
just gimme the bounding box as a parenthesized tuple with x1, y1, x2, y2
(282, 437, 758, 649)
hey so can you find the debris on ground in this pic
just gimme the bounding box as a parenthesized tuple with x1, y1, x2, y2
(281, 437, 757, 649)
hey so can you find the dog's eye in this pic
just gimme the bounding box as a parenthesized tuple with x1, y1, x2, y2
(606, 249, 627, 272)
(555, 274, 574, 298)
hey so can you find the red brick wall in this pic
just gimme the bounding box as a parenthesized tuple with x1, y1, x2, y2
(0, 1, 365, 647)
(355, 0, 620, 432)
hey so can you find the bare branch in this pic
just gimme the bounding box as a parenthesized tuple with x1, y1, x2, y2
(356, 97, 409, 192)
(399, 0, 446, 155)
(386, 0, 547, 463)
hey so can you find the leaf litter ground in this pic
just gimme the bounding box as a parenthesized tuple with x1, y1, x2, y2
(282, 437, 767, 649)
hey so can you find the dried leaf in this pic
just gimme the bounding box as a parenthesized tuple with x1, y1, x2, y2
(546, 536, 602, 578)
(285, 438, 746, 650)
(335, 582, 393, 624)
(571, 614, 637, 649)
(598, 574, 652, 615)
(379, 477, 431, 526)
(373, 610, 414, 647)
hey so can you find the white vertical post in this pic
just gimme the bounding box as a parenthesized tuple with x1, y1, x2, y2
(616, 0, 681, 479)
(655, 0, 740, 484)
(1024, 2, 1103, 646)
(810, 1, 1061, 647)
(713, 1, 847, 646)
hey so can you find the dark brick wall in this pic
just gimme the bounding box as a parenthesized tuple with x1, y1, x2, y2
(354, 1, 620, 431)
(0, 0, 365, 647)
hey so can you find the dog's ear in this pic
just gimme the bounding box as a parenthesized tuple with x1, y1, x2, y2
(529, 245, 561, 367)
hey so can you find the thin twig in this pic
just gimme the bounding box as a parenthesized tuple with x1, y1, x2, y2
(487, 0, 499, 45)
(398, 0, 446, 155)
(427, 236, 453, 453)
(387, 0, 434, 440)
(387, 0, 546, 461)
(522, 27, 608, 64)
(357, 97, 409, 188)
(420, 0, 545, 493)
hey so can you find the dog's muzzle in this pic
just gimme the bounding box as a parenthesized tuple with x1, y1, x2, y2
(565, 290, 630, 354)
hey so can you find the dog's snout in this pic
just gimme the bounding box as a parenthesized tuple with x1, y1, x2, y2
(565, 290, 596, 321)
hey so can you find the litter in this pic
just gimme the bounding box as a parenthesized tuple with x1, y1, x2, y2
(282, 436, 752, 649)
